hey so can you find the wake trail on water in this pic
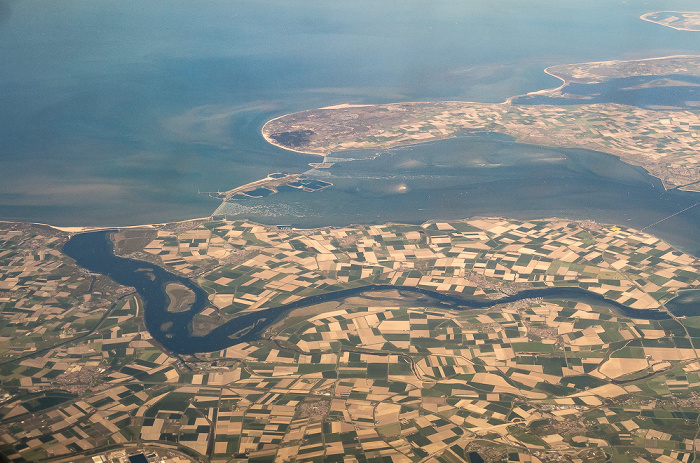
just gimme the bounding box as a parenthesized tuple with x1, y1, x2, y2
(641, 201, 700, 232)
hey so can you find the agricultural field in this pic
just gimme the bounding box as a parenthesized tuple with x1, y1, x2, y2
(141, 217, 700, 325)
(1, 218, 700, 462)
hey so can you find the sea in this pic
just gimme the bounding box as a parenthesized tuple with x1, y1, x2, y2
(2, 0, 700, 252)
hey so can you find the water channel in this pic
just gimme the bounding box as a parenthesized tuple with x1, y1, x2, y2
(62, 230, 685, 355)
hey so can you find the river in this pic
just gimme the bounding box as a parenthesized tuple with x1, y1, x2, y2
(62, 230, 679, 355)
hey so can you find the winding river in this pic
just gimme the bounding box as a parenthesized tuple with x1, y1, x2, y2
(62, 230, 675, 355)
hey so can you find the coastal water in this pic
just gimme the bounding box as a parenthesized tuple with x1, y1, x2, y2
(514, 74, 700, 109)
(217, 136, 700, 256)
(2, 0, 700, 252)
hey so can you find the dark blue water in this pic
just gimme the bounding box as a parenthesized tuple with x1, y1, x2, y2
(62, 230, 670, 355)
(61, 231, 212, 354)
(514, 74, 700, 109)
(666, 290, 700, 317)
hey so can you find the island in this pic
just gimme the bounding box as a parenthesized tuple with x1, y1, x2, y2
(263, 56, 700, 191)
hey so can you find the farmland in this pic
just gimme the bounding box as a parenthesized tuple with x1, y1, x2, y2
(1, 217, 700, 462)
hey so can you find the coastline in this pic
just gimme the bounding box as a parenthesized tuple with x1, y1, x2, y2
(261, 112, 328, 157)
(640, 12, 700, 32)
(5, 56, 700, 236)
(0, 216, 217, 235)
(540, 54, 700, 88)
(260, 56, 700, 195)
(262, 100, 510, 157)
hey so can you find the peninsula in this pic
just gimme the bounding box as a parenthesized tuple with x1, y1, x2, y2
(263, 56, 700, 191)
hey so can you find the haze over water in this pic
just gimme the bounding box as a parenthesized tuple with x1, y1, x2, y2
(2, 0, 700, 252)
